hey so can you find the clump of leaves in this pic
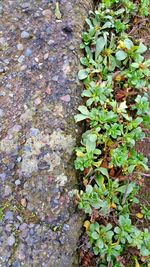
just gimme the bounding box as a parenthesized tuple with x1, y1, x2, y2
(75, 0, 150, 266)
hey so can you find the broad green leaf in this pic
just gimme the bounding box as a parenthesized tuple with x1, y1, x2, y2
(74, 114, 88, 122)
(131, 62, 139, 68)
(98, 167, 109, 178)
(96, 239, 104, 249)
(101, 21, 112, 29)
(91, 231, 100, 240)
(78, 69, 89, 80)
(86, 184, 93, 194)
(116, 50, 127, 61)
(137, 42, 147, 54)
(95, 37, 106, 59)
(82, 90, 92, 97)
(123, 38, 133, 49)
(117, 183, 135, 198)
(78, 105, 89, 115)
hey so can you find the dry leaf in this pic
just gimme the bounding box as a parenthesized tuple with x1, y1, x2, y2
(136, 213, 143, 219)
(135, 258, 140, 267)
(55, 2, 62, 20)
(83, 220, 90, 231)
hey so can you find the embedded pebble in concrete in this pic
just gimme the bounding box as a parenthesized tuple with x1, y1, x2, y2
(0, 0, 93, 266)
(20, 31, 30, 39)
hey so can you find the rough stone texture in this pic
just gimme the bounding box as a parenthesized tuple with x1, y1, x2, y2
(0, 0, 93, 266)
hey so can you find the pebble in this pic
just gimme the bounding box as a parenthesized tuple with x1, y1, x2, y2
(5, 211, 13, 221)
(0, 5, 3, 15)
(44, 53, 49, 60)
(30, 128, 40, 137)
(7, 235, 15, 246)
(18, 55, 25, 63)
(21, 31, 30, 39)
(63, 224, 70, 231)
(21, 198, 27, 207)
(24, 48, 32, 57)
(17, 43, 24, 51)
(60, 94, 71, 102)
(0, 68, 4, 73)
(12, 261, 21, 267)
(34, 97, 41, 105)
(4, 185, 12, 196)
(52, 75, 59, 82)
(46, 26, 52, 34)
(15, 179, 21, 186)
(0, 172, 6, 181)
(0, 108, 4, 117)
(45, 87, 52, 95)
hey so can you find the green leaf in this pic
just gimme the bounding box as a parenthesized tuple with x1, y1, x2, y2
(95, 37, 106, 59)
(96, 239, 104, 248)
(86, 184, 93, 194)
(137, 42, 147, 54)
(74, 114, 88, 122)
(101, 21, 112, 29)
(91, 231, 100, 240)
(78, 105, 89, 115)
(123, 38, 133, 49)
(98, 167, 109, 178)
(116, 50, 127, 61)
(78, 69, 89, 80)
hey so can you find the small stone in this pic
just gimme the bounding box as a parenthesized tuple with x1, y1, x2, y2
(34, 97, 41, 105)
(21, 198, 27, 207)
(0, 172, 6, 181)
(52, 75, 59, 82)
(17, 216, 23, 223)
(0, 109, 4, 117)
(15, 179, 21, 186)
(44, 53, 49, 60)
(5, 211, 13, 221)
(17, 156, 22, 163)
(42, 9, 52, 17)
(17, 43, 24, 51)
(22, 3, 30, 9)
(45, 87, 52, 95)
(19, 223, 28, 231)
(60, 94, 71, 102)
(0, 5, 3, 15)
(24, 48, 32, 57)
(4, 185, 12, 196)
(7, 235, 15, 246)
(30, 128, 40, 137)
(21, 31, 30, 39)
(69, 45, 75, 50)
(63, 224, 70, 231)
(0, 68, 4, 73)
(18, 55, 25, 63)
(12, 261, 21, 267)
(6, 224, 12, 232)
(20, 65, 27, 71)
(46, 26, 52, 34)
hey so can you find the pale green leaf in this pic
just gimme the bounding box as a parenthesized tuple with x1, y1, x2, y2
(95, 37, 106, 59)
(116, 50, 127, 61)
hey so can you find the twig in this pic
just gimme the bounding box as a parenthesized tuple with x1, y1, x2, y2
(134, 172, 150, 177)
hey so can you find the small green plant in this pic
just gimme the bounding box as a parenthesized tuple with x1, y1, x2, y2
(141, 205, 150, 220)
(75, 0, 150, 265)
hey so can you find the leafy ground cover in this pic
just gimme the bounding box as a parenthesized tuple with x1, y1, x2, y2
(74, 0, 150, 266)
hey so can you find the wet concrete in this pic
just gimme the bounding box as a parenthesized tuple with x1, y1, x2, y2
(0, 1, 93, 266)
